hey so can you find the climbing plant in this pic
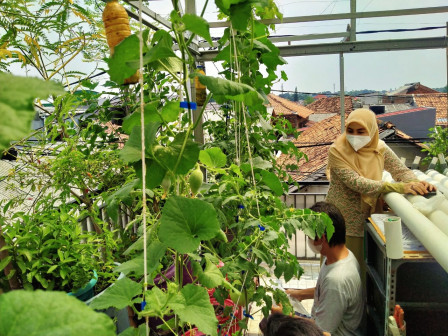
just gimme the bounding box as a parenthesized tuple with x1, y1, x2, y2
(0, 0, 334, 335)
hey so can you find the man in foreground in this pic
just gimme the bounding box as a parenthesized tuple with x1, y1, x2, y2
(286, 201, 364, 335)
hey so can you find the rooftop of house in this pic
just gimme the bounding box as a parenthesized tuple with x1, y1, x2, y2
(277, 112, 426, 182)
(276, 114, 344, 182)
(412, 93, 448, 126)
(306, 96, 354, 114)
(267, 94, 314, 119)
(386, 82, 440, 96)
(313, 94, 328, 100)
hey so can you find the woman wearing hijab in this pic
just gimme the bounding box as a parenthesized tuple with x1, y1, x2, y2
(326, 108, 435, 270)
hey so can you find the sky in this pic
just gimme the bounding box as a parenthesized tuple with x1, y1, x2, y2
(9, 0, 448, 94)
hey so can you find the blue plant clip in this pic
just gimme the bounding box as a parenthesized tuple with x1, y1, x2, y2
(141, 301, 147, 310)
(258, 224, 265, 231)
(243, 310, 254, 319)
(237, 204, 245, 209)
(235, 215, 239, 223)
(180, 101, 197, 110)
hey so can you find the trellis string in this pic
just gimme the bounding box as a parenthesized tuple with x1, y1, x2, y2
(136, 1, 149, 335)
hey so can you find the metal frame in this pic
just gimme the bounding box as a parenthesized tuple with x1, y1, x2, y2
(121, 1, 448, 131)
(365, 219, 448, 336)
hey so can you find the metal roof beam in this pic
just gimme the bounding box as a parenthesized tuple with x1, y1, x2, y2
(197, 36, 448, 61)
(208, 6, 448, 28)
(126, 1, 172, 30)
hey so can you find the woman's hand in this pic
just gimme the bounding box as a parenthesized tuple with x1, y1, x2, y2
(403, 181, 436, 195)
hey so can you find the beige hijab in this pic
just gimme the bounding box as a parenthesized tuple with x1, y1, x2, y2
(327, 108, 386, 212)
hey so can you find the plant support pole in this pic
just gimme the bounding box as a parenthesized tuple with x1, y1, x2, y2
(339, 52, 345, 131)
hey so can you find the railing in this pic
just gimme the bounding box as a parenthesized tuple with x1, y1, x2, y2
(281, 193, 327, 260)
(78, 193, 325, 260)
(79, 204, 135, 237)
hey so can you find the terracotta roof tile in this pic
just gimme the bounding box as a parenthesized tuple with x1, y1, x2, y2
(412, 93, 448, 126)
(306, 96, 354, 114)
(103, 121, 128, 149)
(267, 94, 313, 119)
(277, 114, 345, 181)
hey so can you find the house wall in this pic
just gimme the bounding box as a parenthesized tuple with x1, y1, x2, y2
(308, 113, 337, 123)
(359, 93, 381, 105)
(387, 142, 429, 170)
(378, 108, 436, 139)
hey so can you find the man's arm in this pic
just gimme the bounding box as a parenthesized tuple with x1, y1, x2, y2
(285, 288, 315, 301)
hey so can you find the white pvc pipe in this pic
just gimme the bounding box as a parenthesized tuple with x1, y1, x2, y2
(427, 210, 448, 237)
(383, 192, 448, 273)
(405, 195, 427, 204)
(425, 169, 448, 189)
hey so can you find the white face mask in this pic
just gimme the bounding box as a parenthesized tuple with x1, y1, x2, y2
(346, 134, 371, 152)
(307, 238, 322, 254)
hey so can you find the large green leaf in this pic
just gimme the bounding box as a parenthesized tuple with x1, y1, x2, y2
(0, 290, 115, 336)
(213, 44, 231, 62)
(199, 147, 227, 168)
(106, 180, 138, 222)
(169, 285, 218, 336)
(119, 123, 160, 163)
(158, 196, 220, 253)
(118, 324, 146, 336)
(152, 57, 183, 73)
(106, 32, 148, 85)
(0, 73, 64, 152)
(196, 259, 226, 288)
(115, 241, 166, 277)
(122, 101, 158, 134)
(181, 14, 213, 46)
(240, 156, 272, 173)
(126, 100, 180, 125)
(134, 159, 166, 189)
(160, 100, 182, 123)
(215, 0, 246, 13)
(88, 277, 142, 311)
(260, 170, 283, 196)
(126, 30, 178, 69)
(196, 74, 264, 105)
(229, 2, 252, 31)
(142, 286, 171, 317)
(154, 132, 200, 175)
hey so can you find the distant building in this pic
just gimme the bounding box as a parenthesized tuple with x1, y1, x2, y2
(373, 107, 436, 139)
(412, 93, 448, 127)
(383, 82, 439, 104)
(313, 94, 328, 100)
(306, 96, 354, 122)
(267, 94, 313, 130)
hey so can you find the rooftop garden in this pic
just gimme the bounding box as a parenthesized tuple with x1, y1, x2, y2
(0, 1, 333, 335)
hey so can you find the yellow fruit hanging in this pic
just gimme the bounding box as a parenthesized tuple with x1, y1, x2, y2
(102, 0, 139, 85)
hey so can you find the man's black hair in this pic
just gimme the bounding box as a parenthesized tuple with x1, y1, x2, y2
(265, 313, 324, 336)
(310, 201, 346, 247)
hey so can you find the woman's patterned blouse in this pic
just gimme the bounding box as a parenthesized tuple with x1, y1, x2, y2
(325, 145, 417, 237)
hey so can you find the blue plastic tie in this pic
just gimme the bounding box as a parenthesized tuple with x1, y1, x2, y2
(237, 204, 245, 209)
(235, 215, 239, 223)
(258, 224, 265, 231)
(180, 101, 197, 110)
(141, 301, 146, 310)
(243, 310, 254, 319)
